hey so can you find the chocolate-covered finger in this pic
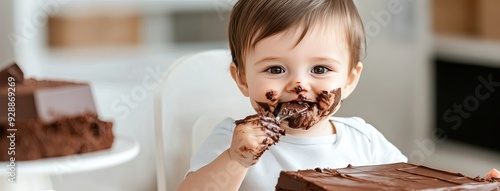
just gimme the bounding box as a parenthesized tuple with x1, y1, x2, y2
(271, 134, 281, 143)
(260, 137, 275, 146)
(246, 125, 268, 137)
(260, 120, 282, 133)
(253, 144, 268, 160)
(261, 137, 270, 144)
(235, 114, 260, 125)
(264, 130, 282, 143)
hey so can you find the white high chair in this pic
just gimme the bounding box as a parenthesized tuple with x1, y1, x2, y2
(154, 49, 254, 191)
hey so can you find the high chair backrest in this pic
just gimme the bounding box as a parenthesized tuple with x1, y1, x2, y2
(154, 49, 254, 191)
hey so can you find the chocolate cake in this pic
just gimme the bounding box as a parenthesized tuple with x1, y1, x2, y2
(0, 63, 114, 161)
(276, 163, 500, 191)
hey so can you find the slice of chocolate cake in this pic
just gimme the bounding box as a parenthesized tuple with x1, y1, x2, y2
(276, 163, 500, 191)
(0, 63, 114, 161)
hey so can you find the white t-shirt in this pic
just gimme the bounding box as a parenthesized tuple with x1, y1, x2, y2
(188, 116, 408, 191)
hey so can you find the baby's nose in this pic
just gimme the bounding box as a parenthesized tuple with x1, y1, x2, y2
(294, 85, 305, 94)
(286, 82, 310, 94)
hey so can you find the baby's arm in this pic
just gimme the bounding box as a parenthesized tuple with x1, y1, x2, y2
(178, 115, 282, 190)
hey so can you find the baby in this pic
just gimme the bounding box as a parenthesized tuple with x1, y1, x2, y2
(179, 0, 499, 190)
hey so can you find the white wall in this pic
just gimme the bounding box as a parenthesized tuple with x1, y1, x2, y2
(339, 0, 431, 155)
(12, 0, 51, 77)
(0, 0, 15, 66)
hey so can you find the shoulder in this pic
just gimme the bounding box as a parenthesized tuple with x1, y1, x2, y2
(331, 116, 379, 141)
(332, 116, 367, 126)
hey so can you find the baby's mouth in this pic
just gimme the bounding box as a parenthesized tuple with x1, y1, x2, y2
(273, 101, 314, 119)
(256, 88, 342, 130)
(275, 101, 319, 130)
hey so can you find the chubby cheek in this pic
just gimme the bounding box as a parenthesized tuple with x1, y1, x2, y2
(247, 79, 281, 113)
(316, 88, 343, 116)
(250, 89, 280, 114)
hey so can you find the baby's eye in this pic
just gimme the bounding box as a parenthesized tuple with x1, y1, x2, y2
(311, 66, 331, 74)
(266, 66, 285, 74)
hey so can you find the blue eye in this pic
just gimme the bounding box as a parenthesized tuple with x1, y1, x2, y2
(311, 66, 330, 74)
(266, 66, 285, 74)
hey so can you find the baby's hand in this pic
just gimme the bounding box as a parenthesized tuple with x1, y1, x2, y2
(229, 114, 284, 167)
(484, 168, 500, 179)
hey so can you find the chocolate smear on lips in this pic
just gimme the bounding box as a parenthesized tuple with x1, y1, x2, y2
(252, 88, 342, 130)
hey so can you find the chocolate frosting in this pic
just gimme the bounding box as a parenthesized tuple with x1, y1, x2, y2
(276, 163, 500, 191)
(0, 113, 114, 161)
(0, 62, 24, 84)
(0, 79, 97, 123)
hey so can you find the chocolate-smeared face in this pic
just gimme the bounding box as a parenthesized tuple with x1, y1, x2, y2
(256, 88, 342, 130)
(233, 19, 357, 131)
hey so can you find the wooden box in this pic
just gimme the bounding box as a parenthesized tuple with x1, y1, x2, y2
(477, 0, 500, 40)
(432, 0, 477, 37)
(48, 14, 140, 48)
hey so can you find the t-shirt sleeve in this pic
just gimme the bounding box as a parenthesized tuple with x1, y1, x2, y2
(186, 118, 234, 175)
(364, 122, 408, 164)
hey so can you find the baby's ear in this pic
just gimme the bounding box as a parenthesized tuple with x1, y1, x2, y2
(230, 63, 250, 97)
(342, 62, 363, 99)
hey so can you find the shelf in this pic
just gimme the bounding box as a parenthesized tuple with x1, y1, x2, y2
(434, 35, 500, 65)
(54, 0, 229, 17)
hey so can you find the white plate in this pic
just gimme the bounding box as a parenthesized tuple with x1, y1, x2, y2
(0, 136, 139, 174)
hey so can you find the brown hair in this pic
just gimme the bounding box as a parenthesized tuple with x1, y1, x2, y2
(229, 0, 366, 74)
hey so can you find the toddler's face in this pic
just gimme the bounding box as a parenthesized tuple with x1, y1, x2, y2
(232, 24, 362, 129)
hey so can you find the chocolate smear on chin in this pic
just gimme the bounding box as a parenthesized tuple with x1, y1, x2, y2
(281, 88, 342, 130)
(281, 106, 316, 130)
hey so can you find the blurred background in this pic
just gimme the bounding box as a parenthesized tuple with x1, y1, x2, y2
(1, 0, 499, 190)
